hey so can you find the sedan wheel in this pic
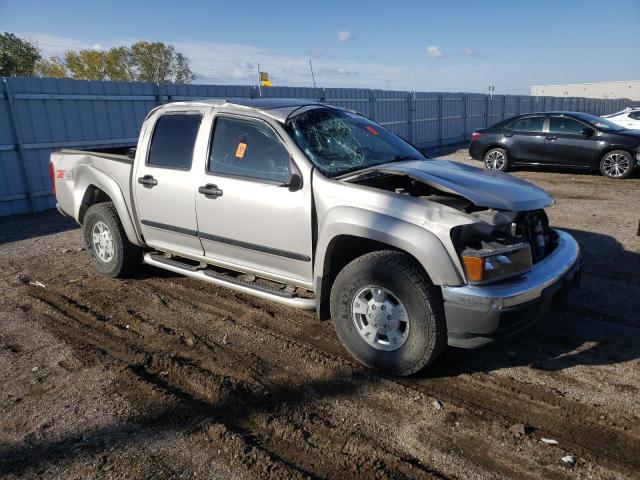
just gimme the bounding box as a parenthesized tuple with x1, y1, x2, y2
(484, 148, 509, 171)
(600, 150, 634, 179)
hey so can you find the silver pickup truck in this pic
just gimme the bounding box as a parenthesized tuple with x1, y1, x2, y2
(51, 98, 581, 376)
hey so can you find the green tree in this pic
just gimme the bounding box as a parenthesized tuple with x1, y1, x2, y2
(65, 49, 109, 80)
(129, 41, 193, 84)
(35, 56, 68, 78)
(0, 32, 41, 76)
(43, 41, 193, 83)
(105, 47, 135, 81)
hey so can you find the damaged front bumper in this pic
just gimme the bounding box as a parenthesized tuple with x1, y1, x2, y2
(441, 229, 581, 348)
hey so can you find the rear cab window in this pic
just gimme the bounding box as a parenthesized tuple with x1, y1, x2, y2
(208, 116, 290, 183)
(147, 114, 202, 169)
(507, 116, 545, 132)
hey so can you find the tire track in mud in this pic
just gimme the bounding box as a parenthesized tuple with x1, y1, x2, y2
(145, 277, 640, 477)
(23, 286, 450, 480)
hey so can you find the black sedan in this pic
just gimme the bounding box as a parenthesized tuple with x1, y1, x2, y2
(469, 112, 640, 179)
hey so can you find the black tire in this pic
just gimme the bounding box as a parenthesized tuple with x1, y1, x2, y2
(330, 250, 447, 376)
(484, 147, 509, 172)
(83, 202, 141, 278)
(599, 150, 634, 179)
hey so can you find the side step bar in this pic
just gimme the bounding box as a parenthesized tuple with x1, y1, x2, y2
(143, 253, 316, 310)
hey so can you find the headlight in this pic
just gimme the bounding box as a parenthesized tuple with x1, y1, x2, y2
(461, 243, 532, 284)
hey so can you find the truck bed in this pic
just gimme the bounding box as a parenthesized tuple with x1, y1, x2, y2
(50, 147, 137, 223)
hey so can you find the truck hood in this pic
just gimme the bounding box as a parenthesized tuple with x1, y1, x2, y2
(356, 159, 554, 211)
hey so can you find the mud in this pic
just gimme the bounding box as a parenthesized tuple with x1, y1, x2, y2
(0, 150, 639, 479)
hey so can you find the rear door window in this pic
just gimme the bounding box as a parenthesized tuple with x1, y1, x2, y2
(548, 117, 585, 135)
(147, 114, 202, 169)
(508, 116, 545, 132)
(208, 116, 290, 183)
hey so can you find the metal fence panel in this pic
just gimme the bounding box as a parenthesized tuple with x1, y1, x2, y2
(1, 76, 639, 216)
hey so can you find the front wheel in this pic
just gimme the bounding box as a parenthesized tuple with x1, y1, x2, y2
(484, 148, 509, 171)
(83, 202, 141, 277)
(330, 251, 447, 376)
(600, 150, 634, 179)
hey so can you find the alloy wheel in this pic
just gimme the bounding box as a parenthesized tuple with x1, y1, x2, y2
(485, 150, 506, 170)
(351, 285, 410, 351)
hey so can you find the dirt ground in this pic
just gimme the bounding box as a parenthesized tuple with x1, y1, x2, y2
(1, 149, 639, 479)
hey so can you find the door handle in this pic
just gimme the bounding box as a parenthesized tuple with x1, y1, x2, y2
(198, 184, 223, 198)
(546, 135, 557, 141)
(502, 133, 513, 137)
(137, 175, 158, 187)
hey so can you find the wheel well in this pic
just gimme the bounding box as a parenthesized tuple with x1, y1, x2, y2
(78, 185, 113, 224)
(316, 235, 433, 320)
(483, 144, 506, 158)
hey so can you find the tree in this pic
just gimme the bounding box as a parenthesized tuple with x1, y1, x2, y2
(35, 56, 67, 78)
(39, 41, 194, 83)
(129, 41, 193, 84)
(65, 49, 109, 80)
(0, 32, 41, 76)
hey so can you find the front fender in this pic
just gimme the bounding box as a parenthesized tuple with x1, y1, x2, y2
(73, 165, 143, 246)
(314, 205, 463, 288)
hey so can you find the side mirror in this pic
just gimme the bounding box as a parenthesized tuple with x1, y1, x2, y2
(581, 127, 595, 137)
(126, 147, 137, 159)
(285, 173, 303, 191)
(279, 159, 303, 191)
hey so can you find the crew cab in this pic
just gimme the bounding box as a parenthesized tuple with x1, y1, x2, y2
(51, 98, 581, 376)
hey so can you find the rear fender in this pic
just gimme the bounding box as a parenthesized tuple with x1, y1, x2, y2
(73, 165, 143, 246)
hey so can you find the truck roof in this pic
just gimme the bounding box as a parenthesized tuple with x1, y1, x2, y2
(154, 97, 326, 123)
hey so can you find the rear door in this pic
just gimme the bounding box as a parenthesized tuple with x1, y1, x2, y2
(544, 115, 598, 167)
(503, 115, 546, 163)
(133, 109, 208, 256)
(194, 112, 313, 286)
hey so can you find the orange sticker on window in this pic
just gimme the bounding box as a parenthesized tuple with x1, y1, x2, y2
(235, 142, 247, 158)
(365, 125, 379, 135)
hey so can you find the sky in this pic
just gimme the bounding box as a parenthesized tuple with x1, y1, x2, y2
(2, 0, 639, 94)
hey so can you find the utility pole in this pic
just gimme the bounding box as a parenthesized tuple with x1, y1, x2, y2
(488, 82, 495, 99)
(412, 72, 416, 99)
(257, 63, 262, 97)
(309, 58, 318, 100)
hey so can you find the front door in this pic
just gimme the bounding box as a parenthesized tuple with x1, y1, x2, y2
(544, 115, 598, 167)
(195, 113, 313, 285)
(133, 111, 205, 256)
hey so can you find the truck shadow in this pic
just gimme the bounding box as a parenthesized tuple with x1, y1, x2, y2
(420, 227, 640, 378)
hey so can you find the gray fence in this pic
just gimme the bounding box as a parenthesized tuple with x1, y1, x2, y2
(1, 76, 638, 216)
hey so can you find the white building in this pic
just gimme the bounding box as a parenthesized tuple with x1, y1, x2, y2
(531, 80, 640, 101)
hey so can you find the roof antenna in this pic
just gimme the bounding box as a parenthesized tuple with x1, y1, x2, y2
(309, 58, 319, 101)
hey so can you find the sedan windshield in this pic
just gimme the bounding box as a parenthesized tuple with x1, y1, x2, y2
(573, 112, 625, 131)
(286, 107, 426, 177)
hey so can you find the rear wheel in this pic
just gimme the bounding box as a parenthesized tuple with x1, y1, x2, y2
(484, 148, 509, 171)
(330, 251, 447, 376)
(83, 202, 141, 277)
(600, 150, 634, 179)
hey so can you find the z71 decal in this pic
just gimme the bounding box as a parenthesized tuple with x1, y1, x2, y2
(56, 169, 73, 181)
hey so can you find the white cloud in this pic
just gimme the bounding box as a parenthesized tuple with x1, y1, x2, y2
(336, 30, 353, 43)
(425, 45, 444, 58)
(463, 47, 480, 57)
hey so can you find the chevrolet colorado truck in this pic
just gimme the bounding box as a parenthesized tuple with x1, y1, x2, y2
(50, 98, 581, 376)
